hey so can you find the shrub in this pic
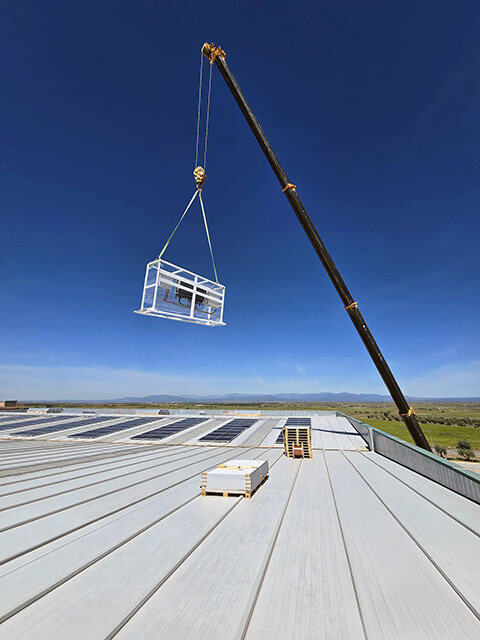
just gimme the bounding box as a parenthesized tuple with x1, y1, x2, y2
(434, 444, 447, 458)
(458, 448, 476, 461)
(457, 439, 476, 460)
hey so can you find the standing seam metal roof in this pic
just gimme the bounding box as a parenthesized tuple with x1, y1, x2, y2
(0, 412, 478, 639)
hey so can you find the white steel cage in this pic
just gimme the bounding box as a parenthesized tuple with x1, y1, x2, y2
(135, 259, 226, 326)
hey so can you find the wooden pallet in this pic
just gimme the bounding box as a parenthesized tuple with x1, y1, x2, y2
(200, 474, 268, 499)
(283, 427, 312, 458)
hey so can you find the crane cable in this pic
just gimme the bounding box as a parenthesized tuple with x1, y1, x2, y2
(158, 48, 219, 284)
(199, 190, 219, 283)
(195, 48, 213, 170)
(194, 50, 203, 169)
(157, 189, 199, 261)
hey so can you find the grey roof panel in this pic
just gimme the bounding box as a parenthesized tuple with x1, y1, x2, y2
(0, 413, 479, 639)
(243, 418, 279, 446)
(1, 449, 278, 628)
(0, 447, 183, 498)
(344, 450, 480, 614)
(325, 451, 480, 639)
(114, 455, 299, 640)
(363, 451, 480, 535)
(0, 446, 245, 564)
(245, 454, 365, 639)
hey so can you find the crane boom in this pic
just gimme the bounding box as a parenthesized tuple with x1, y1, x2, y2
(203, 42, 431, 451)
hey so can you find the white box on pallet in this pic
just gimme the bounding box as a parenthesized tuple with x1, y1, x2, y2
(201, 459, 268, 496)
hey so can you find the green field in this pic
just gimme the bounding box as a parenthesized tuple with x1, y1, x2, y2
(362, 419, 480, 450)
(335, 402, 480, 452)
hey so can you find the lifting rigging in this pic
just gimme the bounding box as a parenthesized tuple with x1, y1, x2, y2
(135, 41, 430, 451)
(134, 48, 225, 327)
(200, 42, 431, 451)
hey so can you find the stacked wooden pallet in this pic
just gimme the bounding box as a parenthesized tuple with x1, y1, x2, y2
(283, 427, 312, 458)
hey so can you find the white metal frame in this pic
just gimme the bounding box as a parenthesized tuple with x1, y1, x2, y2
(135, 258, 226, 327)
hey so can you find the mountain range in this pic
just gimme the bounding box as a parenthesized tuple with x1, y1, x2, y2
(27, 392, 480, 403)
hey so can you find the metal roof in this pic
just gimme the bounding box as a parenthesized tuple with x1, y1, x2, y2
(0, 412, 479, 639)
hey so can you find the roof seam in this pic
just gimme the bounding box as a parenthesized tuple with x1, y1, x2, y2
(104, 447, 282, 639)
(359, 451, 480, 539)
(240, 458, 303, 639)
(341, 450, 480, 623)
(0, 445, 244, 566)
(323, 449, 369, 639)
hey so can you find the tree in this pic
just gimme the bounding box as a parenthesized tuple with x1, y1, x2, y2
(434, 444, 447, 458)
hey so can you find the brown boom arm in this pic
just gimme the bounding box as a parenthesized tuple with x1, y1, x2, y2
(203, 42, 431, 451)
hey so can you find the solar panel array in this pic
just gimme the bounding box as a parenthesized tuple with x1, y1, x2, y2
(0, 415, 25, 422)
(275, 430, 284, 444)
(131, 418, 206, 441)
(285, 417, 311, 426)
(15, 416, 114, 437)
(199, 419, 256, 443)
(1, 415, 78, 432)
(0, 416, 36, 431)
(68, 416, 162, 439)
(0, 422, 29, 433)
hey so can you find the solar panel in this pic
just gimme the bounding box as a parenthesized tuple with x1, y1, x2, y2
(15, 416, 114, 437)
(1, 415, 78, 432)
(68, 416, 162, 439)
(199, 419, 256, 443)
(0, 422, 28, 432)
(285, 417, 311, 426)
(131, 418, 206, 441)
(274, 418, 310, 445)
(0, 416, 34, 429)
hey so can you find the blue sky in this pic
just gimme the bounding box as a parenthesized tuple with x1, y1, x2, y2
(1, 1, 479, 400)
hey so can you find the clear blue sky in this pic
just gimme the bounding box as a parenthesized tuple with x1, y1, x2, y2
(1, 1, 479, 400)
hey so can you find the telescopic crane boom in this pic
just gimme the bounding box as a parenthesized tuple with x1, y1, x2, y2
(202, 42, 431, 451)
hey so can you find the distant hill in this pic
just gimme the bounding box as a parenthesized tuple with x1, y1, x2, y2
(110, 392, 394, 403)
(27, 392, 480, 404)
